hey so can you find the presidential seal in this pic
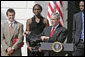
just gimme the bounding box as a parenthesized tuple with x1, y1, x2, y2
(52, 42, 63, 53)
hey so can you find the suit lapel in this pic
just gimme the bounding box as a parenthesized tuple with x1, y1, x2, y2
(77, 12, 82, 34)
(5, 22, 11, 39)
(80, 12, 82, 30)
(5, 22, 10, 36)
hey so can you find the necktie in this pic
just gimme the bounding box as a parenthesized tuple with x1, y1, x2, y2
(50, 27, 55, 37)
(81, 12, 84, 41)
(10, 23, 12, 36)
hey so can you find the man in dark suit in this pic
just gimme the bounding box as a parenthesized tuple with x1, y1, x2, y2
(39, 12, 67, 56)
(72, 1, 84, 56)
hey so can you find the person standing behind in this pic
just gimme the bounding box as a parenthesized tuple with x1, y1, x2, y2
(23, 4, 49, 56)
(1, 8, 24, 56)
(72, 1, 84, 56)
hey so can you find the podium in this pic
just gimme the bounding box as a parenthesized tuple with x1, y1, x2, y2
(40, 42, 74, 52)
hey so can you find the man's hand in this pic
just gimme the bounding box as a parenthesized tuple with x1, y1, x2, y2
(28, 46, 32, 51)
(41, 36, 49, 41)
(7, 47, 14, 55)
(23, 31, 30, 36)
(38, 47, 42, 52)
(26, 42, 33, 51)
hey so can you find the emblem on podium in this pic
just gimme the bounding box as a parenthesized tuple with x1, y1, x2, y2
(52, 42, 63, 52)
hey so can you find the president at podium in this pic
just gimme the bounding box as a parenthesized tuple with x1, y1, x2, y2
(39, 12, 67, 56)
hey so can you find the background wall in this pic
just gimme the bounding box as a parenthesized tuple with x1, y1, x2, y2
(1, 1, 68, 56)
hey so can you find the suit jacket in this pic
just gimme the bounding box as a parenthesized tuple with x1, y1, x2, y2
(1, 21, 24, 56)
(40, 25, 67, 43)
(40, 25, 67, 56)
(72, 12, 83, 46)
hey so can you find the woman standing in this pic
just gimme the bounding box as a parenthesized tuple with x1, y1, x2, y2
(24, 4, 49, 56)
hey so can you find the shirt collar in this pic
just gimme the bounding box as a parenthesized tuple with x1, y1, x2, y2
(52, 24, 59, 30)
(7, 19, 15, 24)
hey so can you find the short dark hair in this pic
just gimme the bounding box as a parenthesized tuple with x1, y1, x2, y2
(6, 8, 15, 16)
(33, 4, 42, 12)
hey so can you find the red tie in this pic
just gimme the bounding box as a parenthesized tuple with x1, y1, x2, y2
(50, 27, 55, 37)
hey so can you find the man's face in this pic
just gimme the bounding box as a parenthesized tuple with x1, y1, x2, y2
(7, 12, 15, 22)
(33, 5, 41, 16)
(79, 1, 84, 11)
(50, 15, 59, 27)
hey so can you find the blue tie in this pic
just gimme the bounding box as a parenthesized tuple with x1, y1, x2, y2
(81, 12, 84, 41)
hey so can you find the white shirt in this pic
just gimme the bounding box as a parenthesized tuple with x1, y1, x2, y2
(7, 20, 15, 29)
(51, 24, 59, 31)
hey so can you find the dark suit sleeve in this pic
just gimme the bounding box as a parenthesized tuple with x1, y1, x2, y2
(36, 27, 49, 41)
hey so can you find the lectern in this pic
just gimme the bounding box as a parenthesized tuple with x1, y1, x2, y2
(40, 42, 74, 52)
